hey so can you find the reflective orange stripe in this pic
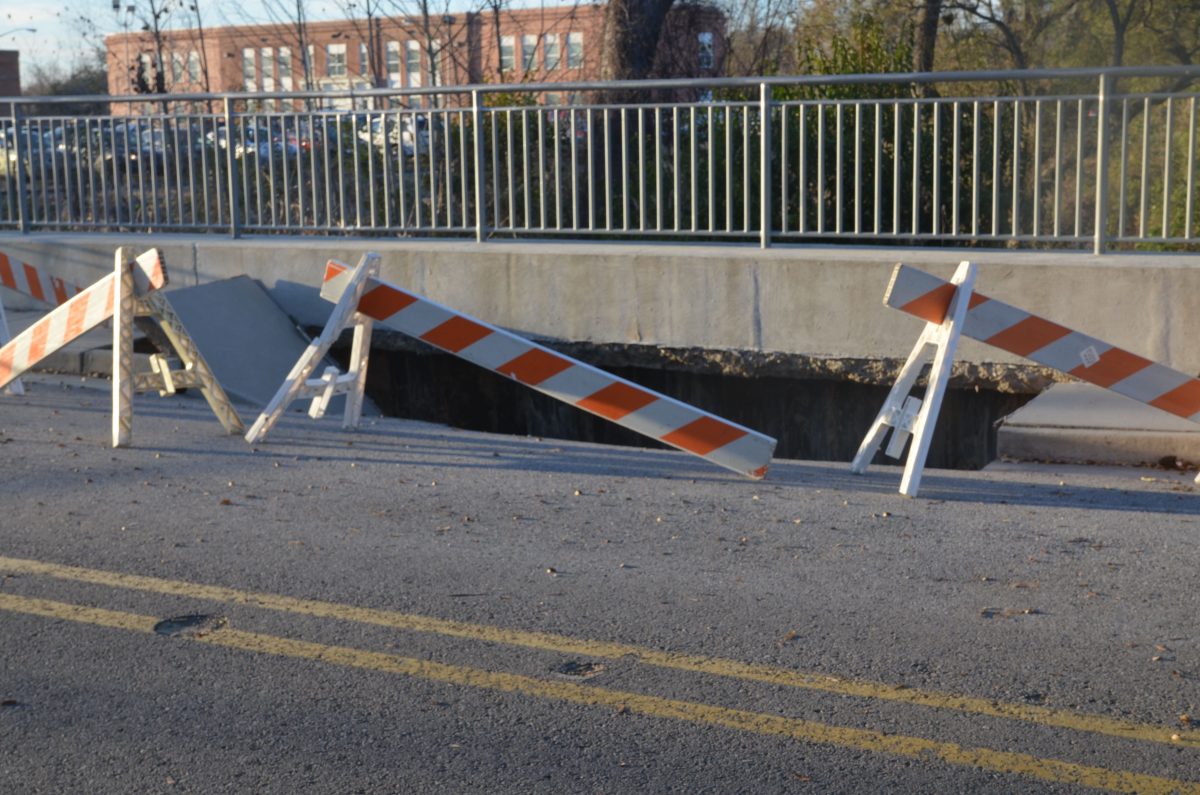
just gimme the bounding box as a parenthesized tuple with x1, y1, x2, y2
(22, 263, 45, 303)
(662, 417, 747, 456)
(0, 345, 13, 383)
(27, 318, 49, 363)
(1068, 348, 1152, 389)
(496, 349, 573, 385)
(900, 283, 956, 324)
(64, 292, 90, 341)
(358, 284, 416, 320)
(1149, 380, 1200, 419)
(51, 277, 69, 305)
(0, 253, 14, 290)
(985, 316, 1072, 357)
(420, 316, 493, 353)
(577, 382, 658, 420)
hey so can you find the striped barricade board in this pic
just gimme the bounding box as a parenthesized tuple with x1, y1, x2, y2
(263, 257, 777, 479)
(0, 250, 87, 395)
(0, 250, 86, 307)
(854, 261, 1200, 496)
(0, 248, 242, 446)
(886, 263, 1200, 419)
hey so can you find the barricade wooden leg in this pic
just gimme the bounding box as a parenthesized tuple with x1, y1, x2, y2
(245, 253, 379, 443)
(112, 248, 135, 448)
(343, 312, 373, 429)
(852, 261, 976, 497)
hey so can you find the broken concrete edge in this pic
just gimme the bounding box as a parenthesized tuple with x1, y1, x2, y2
(314, 324, 1063, 395)
(996, 426, 1200, 470)
(32, 349, 160, 379)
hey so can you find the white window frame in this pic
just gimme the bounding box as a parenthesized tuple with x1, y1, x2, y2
(521, 34, 538, 73)
(386, 41, 401, 77)
(500, 35, 515, 73)
(327, 42, 347, 78)
(567, 32, 583, 69)
(278, 47, 293, 90)
(544, 33, 560, 71)
(405, 40, 421, 87)
(261, 47, 275, 92)
(241, 47, 257, 90)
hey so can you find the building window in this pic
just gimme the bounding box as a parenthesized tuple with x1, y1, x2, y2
(500, 35, 515, 73)
(698, 32, 714, 70)
(241, 48, 256, 90)
(521, 34, 537, 73)
(261, 47, 275, 90)
(567, 32, 583, 69)
(359, 42, 369, 75)
(306, 44, 315, 83)
(278, 47, 293, 89)
(544, 33, 560, 71)
(187, 50, 201, 82)
(405, 41, 421, 87)
(386, 41, 401, 76)
(171, 53, 184, 82)
(327, 43, 347, 78)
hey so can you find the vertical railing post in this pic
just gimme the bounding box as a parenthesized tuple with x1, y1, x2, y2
(1093, 72, 1111, 255)
(759, 82, 771, 249)
(472, 89, 487, 243)
(11, 102, 30, 233)
(224, 96, 241, 239)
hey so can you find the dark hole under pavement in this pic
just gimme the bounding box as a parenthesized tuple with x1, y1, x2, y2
(351, 347, 1034, 472)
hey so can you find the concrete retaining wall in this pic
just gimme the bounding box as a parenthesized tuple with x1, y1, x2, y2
(2, 233, 1196, 387)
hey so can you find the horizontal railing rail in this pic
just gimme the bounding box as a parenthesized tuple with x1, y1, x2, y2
(3, 66, 1199, 253)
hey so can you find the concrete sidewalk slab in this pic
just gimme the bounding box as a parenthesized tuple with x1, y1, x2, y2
(996, 382, 1200, 466)
(162, 275, 375, 414)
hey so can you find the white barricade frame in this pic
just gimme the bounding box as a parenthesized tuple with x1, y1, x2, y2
(264, 255, 777, 479)
(851, 261, 976, 497)
(0, 247, 244, 446)
(245, 253, 378, 444)
(856, 259, 1200, 495)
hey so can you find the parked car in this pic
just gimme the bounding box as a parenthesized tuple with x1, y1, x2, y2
(357, 114, 429, 157)
(0, 126, 70, 185)
(90, 121, 173, 176)
(207, 124, 297, 163)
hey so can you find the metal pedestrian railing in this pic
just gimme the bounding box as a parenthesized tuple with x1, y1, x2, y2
(3, 65, 1199, 253)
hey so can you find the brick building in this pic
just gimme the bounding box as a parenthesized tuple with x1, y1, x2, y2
(104, 3, 724, 113)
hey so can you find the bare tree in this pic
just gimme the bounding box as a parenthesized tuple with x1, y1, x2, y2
(718, 0, 796, 76)
(944, 0, 1081, 74)
(600, 0, 677, 83)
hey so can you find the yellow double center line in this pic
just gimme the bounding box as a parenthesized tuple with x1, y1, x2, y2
(1, 555, 1197, 794)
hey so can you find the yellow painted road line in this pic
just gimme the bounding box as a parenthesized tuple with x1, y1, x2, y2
(1, 554, 1195, 750)
(1, 591, 1197, 795)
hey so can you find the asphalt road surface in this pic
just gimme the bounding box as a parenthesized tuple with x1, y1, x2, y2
(1, 376, 1199, 794)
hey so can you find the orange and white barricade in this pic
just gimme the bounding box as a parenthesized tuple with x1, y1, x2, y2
(0, 247, 243, 446)
(245, 253, 379, 443)
(0, 250, 87, 396)
(249, 254, 778, 479)
(855, 260, 1200, 495)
